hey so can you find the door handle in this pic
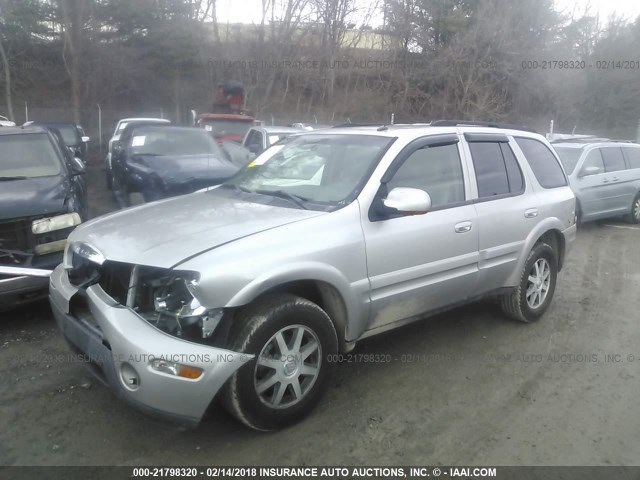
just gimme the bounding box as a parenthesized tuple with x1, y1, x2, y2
(524, 208, 538, 218)
(602, 178, 610, 183)
(611, 177, 619, 182)
(454, 221, 472, 233)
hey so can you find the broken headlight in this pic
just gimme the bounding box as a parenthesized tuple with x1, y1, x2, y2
(133, 268, 222, 340)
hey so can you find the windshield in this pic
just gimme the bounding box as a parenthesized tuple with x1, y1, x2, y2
(0, 133, 62, 177)
(200, 119, 253, 137)
(56, 124, 81, 145)
(128, 128, 224, 157)
(224, 134, 393, 206)
(553, 146, 584, 174)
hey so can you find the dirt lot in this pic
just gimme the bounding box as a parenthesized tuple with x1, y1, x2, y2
(2, 156, 640, 467)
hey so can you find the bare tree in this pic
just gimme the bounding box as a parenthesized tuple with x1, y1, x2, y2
(0, 32, 13, 120)
(59, 0, 89, 124)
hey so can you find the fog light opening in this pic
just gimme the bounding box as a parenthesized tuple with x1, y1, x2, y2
(120, 362, 140, 390)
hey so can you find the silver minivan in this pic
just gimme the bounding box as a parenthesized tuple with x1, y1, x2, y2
(553, 141, 640, 224)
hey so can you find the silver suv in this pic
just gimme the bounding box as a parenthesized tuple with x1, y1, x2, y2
(50, 122, 577, 430)
(552, 141, 640, 224)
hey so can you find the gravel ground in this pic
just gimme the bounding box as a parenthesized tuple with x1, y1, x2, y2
(2, 155, 640, 467)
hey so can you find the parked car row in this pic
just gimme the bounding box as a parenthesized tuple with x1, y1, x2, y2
(104, 119, 313, 207)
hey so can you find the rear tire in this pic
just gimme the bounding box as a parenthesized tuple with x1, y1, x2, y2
(627, 193, 640, 224)
(220, 294, 338, 431)
(500, 242, 558, 323)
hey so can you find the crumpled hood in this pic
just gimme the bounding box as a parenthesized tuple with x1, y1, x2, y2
(0, 176, 68, 219)
(127, 154, 238, 185)
(71, 190, 325, 268)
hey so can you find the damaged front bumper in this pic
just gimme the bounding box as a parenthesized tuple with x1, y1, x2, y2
(0, 265, 56, 309)
(49, 264, 250, 427)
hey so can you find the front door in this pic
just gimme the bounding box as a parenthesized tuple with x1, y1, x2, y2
(362, 138, 479, 332)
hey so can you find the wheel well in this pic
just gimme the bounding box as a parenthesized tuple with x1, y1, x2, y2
(537, 230, 565, 270)
(250, 280, 350, 352)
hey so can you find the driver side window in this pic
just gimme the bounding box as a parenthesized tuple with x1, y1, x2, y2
(387, 143, 465, 208)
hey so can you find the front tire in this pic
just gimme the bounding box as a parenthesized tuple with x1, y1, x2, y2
(221, 294, 338, 431)
(500, 242, 558, 323)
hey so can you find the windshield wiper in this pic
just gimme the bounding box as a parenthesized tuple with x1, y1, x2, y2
(0, 176, 27, 181)
(254, 189, 309, 210)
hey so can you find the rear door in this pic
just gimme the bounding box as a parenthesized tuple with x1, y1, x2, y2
(576, 147, 630, 219)
(622, 146, 640, 195)
(600, 146, 632, 214)
(464, 134, 533, 292)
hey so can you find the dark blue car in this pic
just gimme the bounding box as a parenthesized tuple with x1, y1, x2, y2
(0, 126, 88, 309)
(110, 125, 239, 207)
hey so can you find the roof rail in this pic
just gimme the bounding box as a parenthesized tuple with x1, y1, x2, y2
(331, 123, 387, 128)
(430, 119, 538, 134)
(549, 137, 640, 144)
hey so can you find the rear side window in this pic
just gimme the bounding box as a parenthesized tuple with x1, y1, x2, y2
(468, 142, 524, 198)
(624, 147, 640, 169)
(515, 137, 567, 188)
(601, 147, 626, 172)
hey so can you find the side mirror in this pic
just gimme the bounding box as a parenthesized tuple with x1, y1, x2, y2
(383, 187, 432, 215)
(579, 165, 601, 177)
(71, 157, 86, 175)
(82, 136, 90, 143)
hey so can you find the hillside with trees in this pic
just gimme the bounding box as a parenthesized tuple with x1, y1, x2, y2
(1, 0, 639, 140)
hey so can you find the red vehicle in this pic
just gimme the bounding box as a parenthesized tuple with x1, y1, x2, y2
(195, 81, 259, 143)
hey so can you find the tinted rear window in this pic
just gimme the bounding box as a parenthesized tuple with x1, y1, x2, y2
(516, 137, 567, 188)
(601, 147, 626, 172)
(468, 142, 525, 198)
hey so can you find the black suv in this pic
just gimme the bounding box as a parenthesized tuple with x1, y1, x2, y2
(0, 126, 88, 309)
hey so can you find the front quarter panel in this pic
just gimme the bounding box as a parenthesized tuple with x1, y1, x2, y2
(177, 201, 370, 342)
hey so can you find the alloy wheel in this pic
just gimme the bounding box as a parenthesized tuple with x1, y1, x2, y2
(254, 325, 322, 409)
(526, 258, 551, 309)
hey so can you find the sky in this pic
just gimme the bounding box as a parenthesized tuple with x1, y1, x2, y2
(216, 0, 640, 25)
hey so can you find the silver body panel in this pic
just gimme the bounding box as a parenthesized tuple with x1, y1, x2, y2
(51, 125, 577, 424)
(558, 143, 640, 222)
